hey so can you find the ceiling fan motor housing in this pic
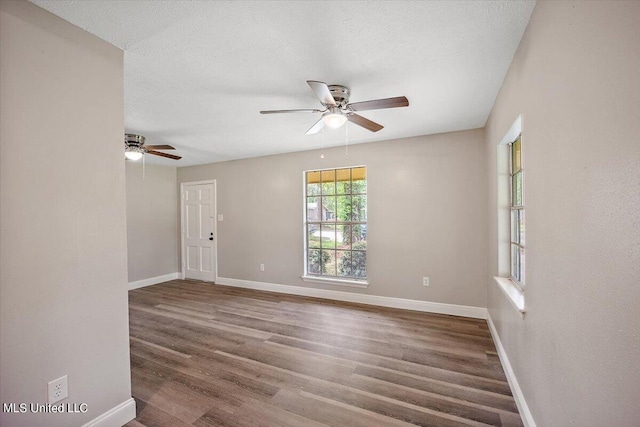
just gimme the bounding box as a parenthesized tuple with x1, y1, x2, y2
(125, 133, 146, 147)
(327, 85, 350, 107)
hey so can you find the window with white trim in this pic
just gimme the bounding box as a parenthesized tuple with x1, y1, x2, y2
(509, 136, 525, 286)
(304, 167, 367, 281)
(494, 116, 525, 315)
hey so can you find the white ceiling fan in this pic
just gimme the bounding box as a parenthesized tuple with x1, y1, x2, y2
(260, 80, 409, 134)
(124, 134, 181, 161)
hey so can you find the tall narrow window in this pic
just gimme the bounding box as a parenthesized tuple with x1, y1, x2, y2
(305, 166, 367, 281)
(509, 136, 525, 286)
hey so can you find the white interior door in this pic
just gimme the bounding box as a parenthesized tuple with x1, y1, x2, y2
(182, 182, 217, 282)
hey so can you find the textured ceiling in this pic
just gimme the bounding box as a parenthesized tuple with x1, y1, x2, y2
(31, 0, 535, 166)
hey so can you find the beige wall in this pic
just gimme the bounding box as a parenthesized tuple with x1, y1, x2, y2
(485, 1, 640, 425)
(178, 129, 488, 307)
(126, 162, 179, 282)
(0, 1, 132, 426)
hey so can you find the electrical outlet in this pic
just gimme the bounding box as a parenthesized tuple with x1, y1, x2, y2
(423, 277, 430, 286)
(260, 264, 265, 272)
(48, 375, 68, 404)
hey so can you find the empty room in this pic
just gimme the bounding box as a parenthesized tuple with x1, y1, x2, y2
(1, 1, 638, 426)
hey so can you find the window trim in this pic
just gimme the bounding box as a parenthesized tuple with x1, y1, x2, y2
(302, 165, 368, 286)
(496, 115, 526, 317)
(301, 275, 369, 288)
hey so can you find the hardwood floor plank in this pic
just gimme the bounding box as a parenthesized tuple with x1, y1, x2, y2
(378, 358, 513, 396)
(271, 388, 418, 427)
(127, 398, 194, 427)
(342, 374, 502, 425)
(126, 280, 524, 426)
(131, 366, 215, 423)
(402, 348, 508, 382)
(188, 351, 311, 389)
(219, 341, 359, 382)
(353, 365, 518, 413)
(298, 381, 489, 427)
(194, 396, 330, 427)
(130, 336, 193, 359)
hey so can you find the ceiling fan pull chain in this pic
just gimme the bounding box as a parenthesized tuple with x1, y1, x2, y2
(142, 153, 145, 180)
(345, 122, 349, 160)
(321, 126, 325, 159)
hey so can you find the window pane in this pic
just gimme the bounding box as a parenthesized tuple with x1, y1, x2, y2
(307, 224, 320, 249)
(322, 196, 336, 221)
(306, 196, 319, 221)
(352, 195, 367, 220)
(307, 172, 321, 196)
(512, 138, 522, 173)
(336, 168, 351, 194)
(320, 224, 336, 248)
(352, 224, 367, 250)
(322, 250, 336, 275)
(352, 250, 367, 278)
(352, 171, 367, 194)
(519, 210, 525, 245)
(352, 166, 366, 184)
(338, 224, 351, 249)
(512, 171, 522, 206)
(511, 244, 520, 281)
(511, 209, 519, 244)
(321, 170, 335, 195)
(308, 250, 321, 274)
(336, 196, 351, 221)
(337, 250, 351, 277)
(519, 247, 526, 285)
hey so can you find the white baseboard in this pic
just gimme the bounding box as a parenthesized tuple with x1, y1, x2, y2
(128, 272, 180, 290)
(486, 313, 536, 427)
(215, 277, 487, 319)
(82, 397, 135, 427)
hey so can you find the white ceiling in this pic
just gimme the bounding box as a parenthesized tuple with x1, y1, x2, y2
(31, 0, 535, 166)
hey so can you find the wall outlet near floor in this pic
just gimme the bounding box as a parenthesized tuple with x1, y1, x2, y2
(48, 375, 68, 404)
(423, 277, 430, 286)
(260, 264, 265, 272)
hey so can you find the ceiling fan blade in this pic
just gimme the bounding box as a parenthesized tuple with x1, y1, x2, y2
(348, 96, 409, 112)
(305, 118, 325, 135)
(260, 109, 323, 114)
(307, 81, 337, 106)
(145, 144, 175, 150)
(147, 150, 182, 160)
(348, 114, 384, 132)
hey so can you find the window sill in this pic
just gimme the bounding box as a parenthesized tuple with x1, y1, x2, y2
(301, 276, 369, 288)
(493, 276, 526, 317)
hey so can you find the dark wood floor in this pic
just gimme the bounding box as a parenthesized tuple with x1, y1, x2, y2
(124, 280, 523, 427)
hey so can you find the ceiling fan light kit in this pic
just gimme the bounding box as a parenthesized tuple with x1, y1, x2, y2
(260, 80, 409, 135)
(322, 107, 348, 129)
(125, 146, 144, 160)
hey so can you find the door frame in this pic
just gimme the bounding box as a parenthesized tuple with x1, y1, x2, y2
(180, 180, 218, 282)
